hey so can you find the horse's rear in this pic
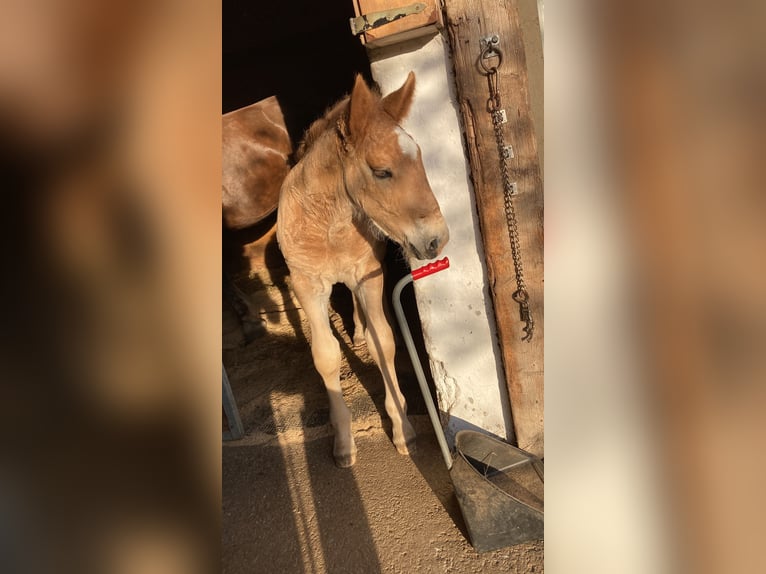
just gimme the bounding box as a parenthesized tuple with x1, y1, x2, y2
(223, 96, 292, 230)
(278, 73, 448, 466)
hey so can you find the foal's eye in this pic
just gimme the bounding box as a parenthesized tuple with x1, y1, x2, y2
(372, 168, 392, 180)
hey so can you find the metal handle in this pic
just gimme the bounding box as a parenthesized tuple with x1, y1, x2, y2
(411, 256, 450, 280)
(392, 258, 453, 470)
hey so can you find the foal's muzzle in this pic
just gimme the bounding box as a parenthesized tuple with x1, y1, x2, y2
(409, 223, 449, 261)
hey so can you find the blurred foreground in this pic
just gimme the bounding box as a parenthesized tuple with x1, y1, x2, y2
(1, 1, 220, 573)
(546, 1, 766, 573)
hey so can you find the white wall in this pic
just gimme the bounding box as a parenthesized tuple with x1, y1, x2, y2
(368, 33, 514, 445)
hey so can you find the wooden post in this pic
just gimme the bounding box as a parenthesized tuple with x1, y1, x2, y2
(443, 0, 544, 455)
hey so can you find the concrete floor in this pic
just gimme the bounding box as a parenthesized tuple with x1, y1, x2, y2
(223, 420, 543, 573)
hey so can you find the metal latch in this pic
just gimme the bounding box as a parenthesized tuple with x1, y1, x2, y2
(480, 34, 502, 59)
(350, 2, 427, 36)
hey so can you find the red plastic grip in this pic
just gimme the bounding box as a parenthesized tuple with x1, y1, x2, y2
(411, 257, 450, 280)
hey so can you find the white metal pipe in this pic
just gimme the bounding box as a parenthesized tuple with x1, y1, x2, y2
(391, 260, 454, 470)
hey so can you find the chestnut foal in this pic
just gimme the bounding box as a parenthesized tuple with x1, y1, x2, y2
(277, 73, 448, 466)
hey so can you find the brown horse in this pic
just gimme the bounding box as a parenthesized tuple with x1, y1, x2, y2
(223, 96, 292, 342)
(277, 72, 449, 467)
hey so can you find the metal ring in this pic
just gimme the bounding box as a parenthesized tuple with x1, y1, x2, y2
(479, 45, 503, 75)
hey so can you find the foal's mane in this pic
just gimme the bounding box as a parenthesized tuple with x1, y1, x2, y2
(294, 81, 383, 162)
(294, 98, 349, 162)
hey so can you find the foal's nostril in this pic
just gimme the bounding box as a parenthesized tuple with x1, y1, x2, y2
(426, 237, 440, 257)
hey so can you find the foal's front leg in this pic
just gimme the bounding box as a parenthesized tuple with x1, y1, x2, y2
(355, 270, 417, 455)
(291, 274, 356, 467)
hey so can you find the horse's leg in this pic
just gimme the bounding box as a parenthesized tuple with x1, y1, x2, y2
(223, 274, 266, 344)
(291, 273, 356, 467)
(355, 270, 417, 455)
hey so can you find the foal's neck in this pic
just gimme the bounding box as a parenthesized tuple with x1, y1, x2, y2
(294, 130, 360, 221)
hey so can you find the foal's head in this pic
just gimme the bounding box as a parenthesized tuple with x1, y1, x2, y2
(339, 72, 449, 260)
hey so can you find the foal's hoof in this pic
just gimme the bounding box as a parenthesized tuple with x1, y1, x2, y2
(395, 438, 417, 456)
(334, 452, 357, 468)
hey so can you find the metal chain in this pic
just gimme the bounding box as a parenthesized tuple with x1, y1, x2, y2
(481, 44, 534, 342)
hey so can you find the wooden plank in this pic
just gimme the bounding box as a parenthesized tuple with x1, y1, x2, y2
(352, 0, 443, 47)
(443, 0, 544, 455)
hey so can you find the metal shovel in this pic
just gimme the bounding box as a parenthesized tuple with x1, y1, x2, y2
(392, 257, 544, 553)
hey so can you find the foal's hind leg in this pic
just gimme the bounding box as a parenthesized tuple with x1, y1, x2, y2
(291, 273, 356, 467)
(355, 271, 417, 455)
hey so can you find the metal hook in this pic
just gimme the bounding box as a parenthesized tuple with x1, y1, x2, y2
(479, 35, 503, 75)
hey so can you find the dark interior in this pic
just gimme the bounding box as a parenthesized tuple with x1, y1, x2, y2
(224, 0, 373, 142)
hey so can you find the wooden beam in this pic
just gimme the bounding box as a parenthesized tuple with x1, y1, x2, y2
(351, 0, 443, 47)
(443, 0, 544, 455)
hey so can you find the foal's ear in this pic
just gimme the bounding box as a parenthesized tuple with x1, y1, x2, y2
(348, 74, 375, 142)
(382, 71, 416, 123)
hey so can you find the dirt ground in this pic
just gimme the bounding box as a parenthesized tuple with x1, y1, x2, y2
(222, 222, 544, 572)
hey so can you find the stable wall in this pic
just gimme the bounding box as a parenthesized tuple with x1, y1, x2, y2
(368, 33, 514, 444)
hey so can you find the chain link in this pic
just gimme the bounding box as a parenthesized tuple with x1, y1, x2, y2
(484, 64, 534, 342)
